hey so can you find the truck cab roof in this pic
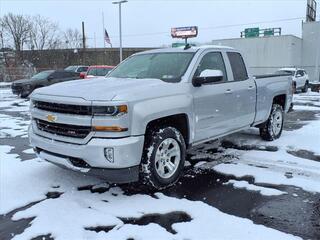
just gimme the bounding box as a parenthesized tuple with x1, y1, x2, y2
(135, 45, 235, 55)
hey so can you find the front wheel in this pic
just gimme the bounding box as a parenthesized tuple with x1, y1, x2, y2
(259, 104, 284, 141)
(140, 127, 186, 190)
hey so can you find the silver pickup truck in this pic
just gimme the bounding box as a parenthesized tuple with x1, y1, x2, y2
(29, 46, 292, 189)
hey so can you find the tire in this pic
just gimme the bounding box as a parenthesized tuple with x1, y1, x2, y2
(259, 104, 284, 141)
(140, 126, 186, 190)
(302, 81, 308, 93)
(20, 91, 30, 98)
(293, 82, 297, 94)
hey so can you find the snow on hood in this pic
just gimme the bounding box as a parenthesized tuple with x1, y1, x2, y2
(32, 77, 170, 102)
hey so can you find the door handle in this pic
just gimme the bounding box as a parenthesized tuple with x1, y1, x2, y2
(225, 89, 233, 94)
(248, 86, 254, 90)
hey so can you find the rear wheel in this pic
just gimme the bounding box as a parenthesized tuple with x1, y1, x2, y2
(302, 81, 308, 93)
(259, 104, 284, 141)
(140, 127, 186, 190)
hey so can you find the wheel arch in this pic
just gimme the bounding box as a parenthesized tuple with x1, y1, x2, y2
(145, 114, 190, 148)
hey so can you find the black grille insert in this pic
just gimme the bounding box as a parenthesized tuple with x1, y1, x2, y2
(34, 101, 92, 115)
(36, 119, 91, 139)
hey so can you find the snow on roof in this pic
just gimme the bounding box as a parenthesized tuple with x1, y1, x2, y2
(195, 44, 234, 50)
(279, 68, 303, 71)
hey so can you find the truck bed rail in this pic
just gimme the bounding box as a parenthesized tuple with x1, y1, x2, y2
(254, 73, 292, 79)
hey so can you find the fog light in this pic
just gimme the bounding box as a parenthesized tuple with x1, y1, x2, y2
(104, 148, 114, 163)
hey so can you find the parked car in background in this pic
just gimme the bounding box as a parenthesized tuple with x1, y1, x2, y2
(276, 68, 309, 93)
(82, 65, 114, 79)
(65, 65, 89, 73)
(11, 70, 80, 98)
(29, 46, 292, 189)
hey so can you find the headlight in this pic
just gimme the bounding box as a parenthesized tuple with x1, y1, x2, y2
(92, 105, 128, 116)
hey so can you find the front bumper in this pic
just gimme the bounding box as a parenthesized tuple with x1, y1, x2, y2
(29, 126, 144, 183)
(12, 85, 32, 97)
(11, 85, 22, 95)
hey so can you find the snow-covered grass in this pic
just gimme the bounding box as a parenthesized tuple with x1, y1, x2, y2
(0, 82, 11, 87)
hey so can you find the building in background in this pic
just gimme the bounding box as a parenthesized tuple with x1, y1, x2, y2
(211, 21, 320, 82)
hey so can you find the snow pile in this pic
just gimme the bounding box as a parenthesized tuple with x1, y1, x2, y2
(293, 90, 320, 107)
(225, 180, 287, 196)
(0, 145, 299, 240)
(11, 187, 300, 240)
(0, 145, 103, 215)
(0, 113, 29, 138)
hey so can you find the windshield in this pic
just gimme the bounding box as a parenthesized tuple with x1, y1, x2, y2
(275, 70, 295, 76)
(87, 67, 113, 76)
(31, 70, 54, 80)
(108, 52, 195, 82)
(65, 66, 77, 71)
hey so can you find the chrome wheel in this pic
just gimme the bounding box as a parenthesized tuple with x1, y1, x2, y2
(271, 110, 283, 136)
(155, 138, 181, 179)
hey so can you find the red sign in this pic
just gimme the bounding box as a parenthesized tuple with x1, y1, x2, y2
(171, 26, 198, 39)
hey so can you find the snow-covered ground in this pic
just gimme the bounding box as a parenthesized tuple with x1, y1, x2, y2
(1, 87, 320, 240)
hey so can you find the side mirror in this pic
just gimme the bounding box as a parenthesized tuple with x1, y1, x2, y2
(47, 76, 54, 81)
(192, 69, 223, 87)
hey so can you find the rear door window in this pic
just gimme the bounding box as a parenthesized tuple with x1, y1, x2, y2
(297, 70, 304, 77)
(77, 67, 88, 72)
(194, 52, 227, 81)
(227, 52, 248, 81)
(50, 71, 64, 79)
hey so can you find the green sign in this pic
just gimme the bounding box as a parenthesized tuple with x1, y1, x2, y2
(264, 29, 274, 36)
(172, 42, 196, 48)
(244, 28, 259, 38)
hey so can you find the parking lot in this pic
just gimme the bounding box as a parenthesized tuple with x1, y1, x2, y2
(1, 86, 320, 240)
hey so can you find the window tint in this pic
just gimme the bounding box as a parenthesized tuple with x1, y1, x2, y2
(297, 70, 304, 77)
(31, 70, 54, 80)
(88, 67, 113, 76)
(64, 72, 78, 78)
(194, 52, 227, 81)
(50, 72, 62, 79)
(108, 53, 194, 82)
(227, 52, 248, 81)
(77, 67, 88, 72)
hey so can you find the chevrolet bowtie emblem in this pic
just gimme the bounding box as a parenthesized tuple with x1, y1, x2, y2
(46, 114, 57, 122)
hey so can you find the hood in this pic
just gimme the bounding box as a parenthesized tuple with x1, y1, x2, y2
(32, 77, 172, 101)
(13, 78, 34, 85)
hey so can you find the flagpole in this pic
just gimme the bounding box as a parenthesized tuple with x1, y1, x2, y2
(102, 12, 106, 48)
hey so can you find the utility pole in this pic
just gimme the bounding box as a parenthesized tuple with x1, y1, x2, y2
(112, 0, 127, 63)
(102, 12, 106, 49)
(315, 23, 320, 82)
(82, 21, 86, 49)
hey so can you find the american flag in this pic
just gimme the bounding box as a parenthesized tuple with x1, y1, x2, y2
(104, 29, 112, 47)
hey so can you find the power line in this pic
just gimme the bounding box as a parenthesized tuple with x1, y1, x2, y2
(83, 16, 304, 40)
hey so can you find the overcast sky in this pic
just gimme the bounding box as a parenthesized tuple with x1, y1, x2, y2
(0, 0, 319, 48)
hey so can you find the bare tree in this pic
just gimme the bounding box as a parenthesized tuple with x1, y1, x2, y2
(63, 28, 82, 49)
(29, 15, 60, 50)
(0, 13, 32, 52)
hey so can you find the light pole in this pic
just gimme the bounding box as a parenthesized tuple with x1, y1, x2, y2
(112, 0, 127, 63)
